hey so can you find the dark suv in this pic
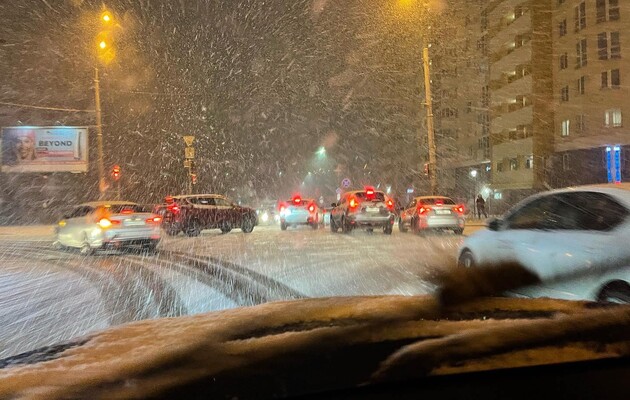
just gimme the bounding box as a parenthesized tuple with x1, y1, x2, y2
(156, 194, 257, 236)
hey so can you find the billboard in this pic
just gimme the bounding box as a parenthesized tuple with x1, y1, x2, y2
(1, 126, 89, 173)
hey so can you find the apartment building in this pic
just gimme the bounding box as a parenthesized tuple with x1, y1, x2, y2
(551, 0, 630, 186)
(431, 0, 491, 205)
(486, 0, 554, 208)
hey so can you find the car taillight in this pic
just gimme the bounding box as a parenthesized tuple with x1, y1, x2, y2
(349, 197, 359, 211)
(121, 208, 134, 214)
(454, 205, 465, 214)
(308, 204, 315, 213)
(146, 216, 162, 224)
(98, 218, 120, 228)
(418, 206, 431, 215)
(167, 204, 180, 214)
(386, 198, 395, 210)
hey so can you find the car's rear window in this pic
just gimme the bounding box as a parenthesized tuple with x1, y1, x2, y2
(419, 197, 455, 205)
(355, 192, 386, 201)
(107, 204, 150, 213)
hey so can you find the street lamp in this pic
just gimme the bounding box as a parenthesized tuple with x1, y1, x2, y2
(470, 169, 478, 178)
(94, 9, 116, 197)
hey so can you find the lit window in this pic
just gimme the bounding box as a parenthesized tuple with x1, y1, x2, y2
(562, 119, 571, 136)
(510, 158, 519, 170)
(525, 156, 534, 169)
(605, 109, 622, 127)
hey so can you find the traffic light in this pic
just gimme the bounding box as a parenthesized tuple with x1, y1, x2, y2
(96, 10, 116, 64)
(191, 173, 197, 185)
(112, 165, 121, 181)
(423, 163, 429, 176)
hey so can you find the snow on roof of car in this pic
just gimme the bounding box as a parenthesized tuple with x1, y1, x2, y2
(79, 201, 138, 207)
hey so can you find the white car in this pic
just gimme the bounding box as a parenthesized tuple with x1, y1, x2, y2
(55, 201, 162, 254)
(458, 184, 630, 303)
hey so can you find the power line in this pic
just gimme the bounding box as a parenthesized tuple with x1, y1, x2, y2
(112, 90, 203, 97)
(0, 101, 95, 113)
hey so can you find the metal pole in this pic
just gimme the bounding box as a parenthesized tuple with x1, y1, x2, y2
(117, 179, 121, 200)
(94, 67, 106, 198)
(422, 46, 438, 195)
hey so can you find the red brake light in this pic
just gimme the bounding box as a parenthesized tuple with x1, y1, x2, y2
(167, 204, 180, 213)
(386, 199, 394, 210)
(165, 196, 174, 204)
(418, 206, 431, 215)
(308, 204, 315, 213)
(293, 196, 302, 205)
(146, 216, 162, 224)
(349, 197, 359, 209)
(121, 208, 134, 214)
(97, 218, 120, 228)
(454, 205, 465, 214)
(435, 200, 444, 206)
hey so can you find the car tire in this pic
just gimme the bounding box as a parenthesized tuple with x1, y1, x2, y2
(142, 241, 159, 255)
(411, 217, 420, 234)
(330, 217, 339, 233)
(220, 221, 233, 234)
(458, 250, 475, 268)
(384, 224, 393, 235)
(454, 228, 464, 235)
(185, 221, 202, 237)
(281, 221, 288, 231)
(80, 242, 94, 256)
(341, 216, 352, 234)
(165, 227, 180, 236)
(399, 219, 408, 233)
(598, 281, 630, 304)
(241, 216, 255, 234)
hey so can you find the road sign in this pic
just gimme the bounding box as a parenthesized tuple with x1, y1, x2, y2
(341, 178, 351, 188)
(407, 187, 414, 194)
(185, 147, 195, 159)
(336, 187, 342, 194)
(183, 136, 195, 147)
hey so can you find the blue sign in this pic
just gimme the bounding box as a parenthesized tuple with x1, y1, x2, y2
(335, 187, 342, 194)
(341, 178, 351, 188)
(614, 145, 622, 183)
(406, 187, 414, 194)
(606, 145, 623, 183)
(606, 147, 613, 183)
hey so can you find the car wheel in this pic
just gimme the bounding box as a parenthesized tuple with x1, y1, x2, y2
(341, 216, 352, 234)
(454, 228, 464, 235)
(384, 224, 393, 235)
(458, 250, 475, 268)
(281, 221, 288, 231)
(241, 216, 255, 233)
(52, 240, 64, 251)
(185, 221, 202, 237)
(330, 217, 338, 233)
(398, 218, 408, 233)
(598, 281, 630, 304)
(80, 241, 94, 256)
(220, 221, 233, 234)
(142, 241, 159, 255)
(411, 217, 422, 234)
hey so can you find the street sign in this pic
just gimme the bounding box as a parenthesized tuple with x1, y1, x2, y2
(185, 147, 195, 159)
(407, 187, 414, 194)
(341, 178, 351, 188)
(183, 136, 195, 147)
(335, 187, 342, 194)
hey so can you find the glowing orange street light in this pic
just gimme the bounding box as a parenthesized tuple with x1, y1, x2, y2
(99, 40, 107, 49)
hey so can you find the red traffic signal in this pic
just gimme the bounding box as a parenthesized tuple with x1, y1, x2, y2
(112, 165, 121, 181)
(191, 173, 197, 185)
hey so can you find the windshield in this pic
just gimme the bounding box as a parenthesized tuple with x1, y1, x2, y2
(2, 0, 629, 388)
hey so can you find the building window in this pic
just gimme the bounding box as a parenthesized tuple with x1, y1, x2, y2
(481, 10, 488, 31)
(496, 161, 504, 172)
(599, 32, 621, 60)
(525, 156, 534, 169)
(562, 119, 570, 136)
(466, 101, 472, 113)
(598, 32, 608, 59)
(597, 0, 607, 23)
(560, 52, 568, 69)
(558, 0, 565, 5)
(510, 158, 519, 171)
(576, 39, 587, 68)
(605, 109, 622, 127)
(577, 76, 585, 94)
(602, 69, 621, 88)
(609, 0, 620, 21)
(562, 154, 570, 171)
(611, 32, 621, 58)
(559, 19, 567, 36)
(574, 2, 586, 32)
(482, 86, 489, 107)
(576, 114, 586, 133)
(561, 86, 569, 102)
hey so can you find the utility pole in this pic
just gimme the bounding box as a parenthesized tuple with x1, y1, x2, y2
(422, 45, 438, 195)
(94, 67, 106, 197)
(183, 136, 196, 195)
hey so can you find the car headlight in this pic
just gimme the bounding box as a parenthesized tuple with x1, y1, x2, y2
(261, 212, 269, 222)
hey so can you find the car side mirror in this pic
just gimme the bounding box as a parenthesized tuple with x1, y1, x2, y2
(487, 218, 503, 231)
(331, 203, 337, 207)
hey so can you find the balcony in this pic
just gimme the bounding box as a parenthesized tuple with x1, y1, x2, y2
(491, 41, 532, 73)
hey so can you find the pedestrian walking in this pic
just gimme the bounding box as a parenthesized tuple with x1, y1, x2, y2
(476, 194, 488, 219)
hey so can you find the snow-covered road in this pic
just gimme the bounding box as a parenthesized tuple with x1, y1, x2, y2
(0, 225, 481, 358)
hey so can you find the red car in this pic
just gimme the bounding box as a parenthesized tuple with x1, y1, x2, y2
(156, 194, 257, 236)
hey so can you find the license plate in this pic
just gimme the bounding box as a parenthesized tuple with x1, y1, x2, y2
(366, 207, 380, 213)
(435, 209, 451, 215)
(124, 220, 145, 226)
